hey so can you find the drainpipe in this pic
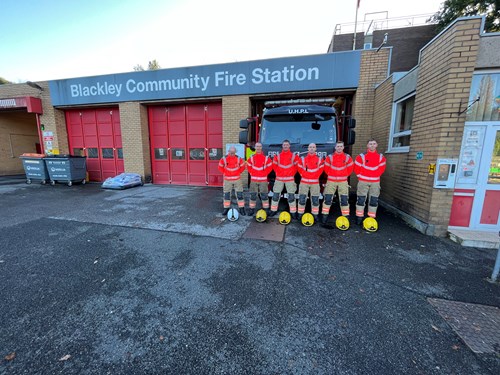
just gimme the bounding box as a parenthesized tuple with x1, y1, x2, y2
(35, 113, 45, 154)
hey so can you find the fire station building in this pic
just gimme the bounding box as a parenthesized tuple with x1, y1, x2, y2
(0, 16, 499, 241)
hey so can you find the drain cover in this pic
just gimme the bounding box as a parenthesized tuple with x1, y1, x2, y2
(428, 298, 500, 354)
(242, 220, 285, 242)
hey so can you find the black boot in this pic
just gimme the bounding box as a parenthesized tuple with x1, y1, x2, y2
(247, 208, 254, 216)
(239, 207, 246, 216)
(292, 212, 299, 220)
(222, 208, 229, 215)
(321, 214, 328, 224)
(268, 210, 277, 217)
(356, 216, 363, 225)
(313, 215, 318, 223)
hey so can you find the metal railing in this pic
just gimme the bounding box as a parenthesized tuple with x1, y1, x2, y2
(334, 13, 436, 35)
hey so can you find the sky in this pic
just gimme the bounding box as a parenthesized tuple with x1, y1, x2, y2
(0, 0, 445, 83)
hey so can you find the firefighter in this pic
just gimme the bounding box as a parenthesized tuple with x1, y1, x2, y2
(269, 140, 299, 217)
(354, 138, 386, 225)
(297, 143, 324, 222)
(246, 142, 273, 216)
(321, 141, 354, 224)
(218, 146, 246, 216)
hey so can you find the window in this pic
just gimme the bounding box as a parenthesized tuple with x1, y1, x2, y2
(389, 95, 414, 152)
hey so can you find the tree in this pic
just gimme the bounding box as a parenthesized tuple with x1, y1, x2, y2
(0, 77, 11, 85)
(430, 0, 500, 32)
(133, 59, 161, 71)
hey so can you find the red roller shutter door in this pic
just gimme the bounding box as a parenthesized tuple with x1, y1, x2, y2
(149, 102, 223, 186)
(65, 108, 124, 182)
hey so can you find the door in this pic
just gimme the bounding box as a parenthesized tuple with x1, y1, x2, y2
(149, 103, 223, 186)
(453, 124, 500, 229)
(470, 125, 500, 229)
(66, 108, 124, 182)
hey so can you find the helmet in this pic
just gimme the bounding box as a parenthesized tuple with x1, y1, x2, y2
(335, 216, 350, 231)
(227, 208, 239, 222)
(278, 211, 291, 225)
(363, 217, 378, 232)
(301, 213, 314, 227)
(255, 209, 267, 223)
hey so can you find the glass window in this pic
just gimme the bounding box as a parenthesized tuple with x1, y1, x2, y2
(154, 148, 168, 160)
(466, 73, 500, 122)
(488, 130, 500, 184)
(87, 148, 98, 158)
(389, 95, 414, 151)
(171, 148, 185, 160)
(73, 148, 84, 157)
(102, 148, 114, 159)
(189, 148, 205, 160)
(117, 148, 123, 159)
(208, 148, 223, 160)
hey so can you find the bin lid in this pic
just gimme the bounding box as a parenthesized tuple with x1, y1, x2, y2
(20, 153, 45, 158)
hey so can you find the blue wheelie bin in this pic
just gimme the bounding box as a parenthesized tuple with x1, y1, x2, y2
(20, 153, 49, 185)
(44, 155, 87, 186)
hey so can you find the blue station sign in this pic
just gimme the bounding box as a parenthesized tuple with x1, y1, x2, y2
(49, 51, 361, 106)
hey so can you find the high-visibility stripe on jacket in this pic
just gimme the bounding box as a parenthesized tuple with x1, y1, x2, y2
(247, 153, 273, 182)
(218, 154, 245, 180)
(354, 150, 386, 183)
(324, 152, 354, 182)
(273, 150, 298, 182)
(297, 154, 324, 184)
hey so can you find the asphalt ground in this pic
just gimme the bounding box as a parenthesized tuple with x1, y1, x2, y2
(0, 180, 499, 374)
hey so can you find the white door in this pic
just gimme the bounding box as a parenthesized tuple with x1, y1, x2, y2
(469, 125, 500, 229)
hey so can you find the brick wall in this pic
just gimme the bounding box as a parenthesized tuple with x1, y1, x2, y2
(330, 25, 438, 73)
(375, 18, 482, 236)
(222, 95, 250, 182)
(351, 49, 390, 190)
(0, 81, 67, 159)
(119, 102, 151, 179)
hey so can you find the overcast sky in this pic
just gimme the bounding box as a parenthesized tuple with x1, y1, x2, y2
(0, 0, 444, 82)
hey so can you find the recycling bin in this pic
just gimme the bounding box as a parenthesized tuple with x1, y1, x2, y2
(44, 155, 87, 186)
(19, 153, 49, 184)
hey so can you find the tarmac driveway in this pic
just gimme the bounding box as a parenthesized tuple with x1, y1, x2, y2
(0, 182, 499, 374)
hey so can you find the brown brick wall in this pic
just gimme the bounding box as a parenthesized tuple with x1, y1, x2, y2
(0, 81, 67, 159)
(222, 95, 251, 182)
(374, 18, 482, 236)
(351, 49, 390, 190)
(119, 102, 151, 179)
(330, 25, 438, 73)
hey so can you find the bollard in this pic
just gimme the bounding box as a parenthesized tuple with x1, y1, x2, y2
(490, 231, 500, 282)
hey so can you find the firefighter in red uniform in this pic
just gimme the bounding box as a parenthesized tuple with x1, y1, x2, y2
(297, 143, 324, 222)
(218, 146, 246, 216)
(246, 142, 273, 216)
(269, 140, 299, 217)
(354, 138, 387, 224)
(321, 141, 354, 223)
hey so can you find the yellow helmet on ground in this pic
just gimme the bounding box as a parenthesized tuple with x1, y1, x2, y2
(279, 211, 291, 225)
(363, 217, 378, 232)
(255, 209, 267, 223)
(301, 213, 314, 227)
(336, 216, 350, 231)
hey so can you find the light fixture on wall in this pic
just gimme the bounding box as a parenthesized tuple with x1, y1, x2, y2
(457, 96, 480, 116)
(376, 33, 388, 53)
(26, 81, 44, 91)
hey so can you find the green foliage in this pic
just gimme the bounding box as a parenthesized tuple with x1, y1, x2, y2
(0, 76, 11, 85)
(133, 60, 161, 71)
(430, 0, 500, 32)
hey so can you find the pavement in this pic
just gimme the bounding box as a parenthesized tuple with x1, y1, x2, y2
(0, 178, 499, 374)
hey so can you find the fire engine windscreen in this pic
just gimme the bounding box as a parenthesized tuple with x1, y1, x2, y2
(260, 114, 336, 145)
